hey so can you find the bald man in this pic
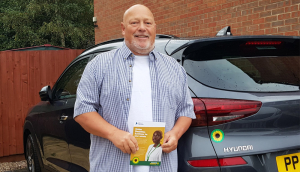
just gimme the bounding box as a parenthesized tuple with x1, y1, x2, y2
(74, 4, 195, 172)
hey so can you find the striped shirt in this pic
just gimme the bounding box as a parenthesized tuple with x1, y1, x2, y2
(74, 43, 195, 172)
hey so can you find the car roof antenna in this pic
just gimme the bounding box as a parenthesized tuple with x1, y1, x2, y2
(216, 26, 232, 36)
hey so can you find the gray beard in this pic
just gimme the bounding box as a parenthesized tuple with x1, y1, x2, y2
(126, 40, 154, 55)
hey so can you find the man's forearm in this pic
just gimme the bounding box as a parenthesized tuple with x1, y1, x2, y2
(74, 111, 139, 154)
(171, 116, 192, 139)
(74, 111, 118, 140)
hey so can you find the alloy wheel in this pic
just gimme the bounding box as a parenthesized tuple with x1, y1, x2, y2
(26, 136, 35, 172)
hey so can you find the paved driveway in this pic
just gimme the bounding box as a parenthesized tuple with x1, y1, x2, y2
(4, 169, 28, 172)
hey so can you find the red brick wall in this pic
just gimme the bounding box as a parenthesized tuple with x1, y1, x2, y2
(94, 0, 300, 44)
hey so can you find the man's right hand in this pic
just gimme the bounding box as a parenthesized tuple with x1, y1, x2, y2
(108, 129, 139, 154)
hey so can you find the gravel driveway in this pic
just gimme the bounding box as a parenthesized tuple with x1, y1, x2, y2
(0, 160, 28, 172)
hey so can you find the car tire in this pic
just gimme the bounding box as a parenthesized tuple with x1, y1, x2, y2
(26, 134, 41, 172)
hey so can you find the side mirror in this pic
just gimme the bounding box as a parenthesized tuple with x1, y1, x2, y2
(39, 85, 52, 101)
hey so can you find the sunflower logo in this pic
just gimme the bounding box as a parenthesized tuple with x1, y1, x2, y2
(211, 129, 224, 143)
(132, 157, 139, 164)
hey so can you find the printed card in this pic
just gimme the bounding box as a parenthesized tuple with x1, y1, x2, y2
(130, 121, 165, 166)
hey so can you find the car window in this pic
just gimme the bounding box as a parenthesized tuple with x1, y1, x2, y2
(153, 40, 169, 54)
(165, 39, 189, 55)
(53, 58, 89, 99)
(183, 38, 300, 92)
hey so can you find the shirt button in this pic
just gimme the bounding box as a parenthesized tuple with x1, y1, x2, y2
(127, 98, 130, 101)
(129, 80, 131, 82)
(129, 65, 132, 67)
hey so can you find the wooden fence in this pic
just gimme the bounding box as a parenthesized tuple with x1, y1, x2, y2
(0, 49, 84, 158)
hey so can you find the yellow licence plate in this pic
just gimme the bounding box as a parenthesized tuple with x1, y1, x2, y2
(276, 152, 300, 172)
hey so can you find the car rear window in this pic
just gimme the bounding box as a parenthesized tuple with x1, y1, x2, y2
(183, 38, 300, 92)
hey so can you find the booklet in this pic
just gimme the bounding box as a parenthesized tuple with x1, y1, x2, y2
(130, 121, 165, 166)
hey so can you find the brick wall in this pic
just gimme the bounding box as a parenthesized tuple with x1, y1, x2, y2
(94, 0, 300, 44)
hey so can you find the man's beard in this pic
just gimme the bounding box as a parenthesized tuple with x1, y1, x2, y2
(127, 39, 154, 55)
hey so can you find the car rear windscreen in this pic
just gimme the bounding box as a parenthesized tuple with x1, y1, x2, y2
(183, 38, 300, 92)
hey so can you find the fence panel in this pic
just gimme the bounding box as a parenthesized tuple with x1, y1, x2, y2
(0, 49, 84, 157)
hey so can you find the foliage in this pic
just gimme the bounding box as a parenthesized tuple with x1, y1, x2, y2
(0, 0, 94, 50)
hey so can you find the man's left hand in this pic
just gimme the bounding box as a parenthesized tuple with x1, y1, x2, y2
(161, 130, 178, 153)
(161, 116, 192, 153)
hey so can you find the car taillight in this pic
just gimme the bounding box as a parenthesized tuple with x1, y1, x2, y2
(191, 98, 262, 127)
(187, 159, 218, 167)
(219, 157, 247, 166)
(188, 157, 247, 167)
(191, 99, 207, 127)
(245, 41, 282, 45)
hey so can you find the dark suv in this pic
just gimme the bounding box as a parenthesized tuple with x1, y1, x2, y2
(23, 28, 300, 172)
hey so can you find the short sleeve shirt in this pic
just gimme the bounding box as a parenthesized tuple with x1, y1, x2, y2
(74, 43, 195, 172)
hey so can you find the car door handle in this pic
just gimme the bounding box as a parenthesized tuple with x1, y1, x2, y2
(60, 115, 68, 121)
